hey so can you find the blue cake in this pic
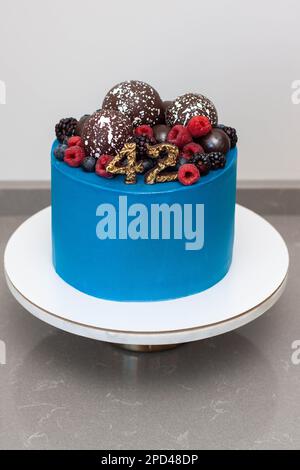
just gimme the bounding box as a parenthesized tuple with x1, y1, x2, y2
(52, 81, 238, 302)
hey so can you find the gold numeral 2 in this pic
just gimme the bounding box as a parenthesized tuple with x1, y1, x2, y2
(145, 143, 179, 184)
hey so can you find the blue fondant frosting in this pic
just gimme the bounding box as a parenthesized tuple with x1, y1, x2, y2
(51, 141, 237, 301)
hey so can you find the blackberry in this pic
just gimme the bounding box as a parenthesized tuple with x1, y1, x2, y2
(214, 124, 238, 148)
(208, 152, 226, 170)
(133, 135, 155, 159)
(55, 117, 78, 143)
(191, 153, 212, 175)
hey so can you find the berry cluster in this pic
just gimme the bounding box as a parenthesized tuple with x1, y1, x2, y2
(54, 137, 114, 176)
(54, 114, 237, 185)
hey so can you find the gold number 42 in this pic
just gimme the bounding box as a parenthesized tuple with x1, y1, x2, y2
(106, 142, 179, 185)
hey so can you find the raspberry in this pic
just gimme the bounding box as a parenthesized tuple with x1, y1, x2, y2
(181, 142, 204, 160)
(95, 155, 114, 178)
(178, 163, 200, 186)
(167, 125, 192, 149)
(134, 125, 154, 139)
(187, 116, 212, 138)
(68, 136, 83, 147)
(64, 146, 85, 167)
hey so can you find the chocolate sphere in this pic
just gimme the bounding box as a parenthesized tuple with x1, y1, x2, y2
(102, 80, 164, 127)
(153, 124, 171, 143)
(75, 114, 90, 136)
(166, 93, 218, 126)
(82, 109, 132, 157)
(200, 128, 230, 154)
(158, 101, 172, 124)
(162, 100, 173, 113)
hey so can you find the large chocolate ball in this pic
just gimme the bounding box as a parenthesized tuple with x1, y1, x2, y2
(166, 93, 218, 126)
(162, 100, 173, 114)
(75, 114, 90, 136)
(82, 109, 132, 157)
(200, 128, 230, 154)
(153, 124, 171, 143)
(102, 80, 164, 127)
(158, 101, 173, 124)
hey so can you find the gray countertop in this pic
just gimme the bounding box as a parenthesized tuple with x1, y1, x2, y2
(0, 212, 299, 450)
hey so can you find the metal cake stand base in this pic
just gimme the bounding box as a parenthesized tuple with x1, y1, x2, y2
(4, 205, 289, 353)
(118, 344, 181, 352)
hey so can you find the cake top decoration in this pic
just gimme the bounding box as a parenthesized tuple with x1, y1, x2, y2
(165, 93, 218, 127)
(102, 80, 164, 127)
(82, 109, 132, 158)
(53, 80, 237, 186)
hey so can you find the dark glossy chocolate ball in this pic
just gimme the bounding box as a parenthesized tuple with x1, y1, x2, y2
(162, 100, 173, 113)
(82, 109, 132, 157)
(200, 128, 230, 154)
(102, 80, 164, 127)
(166, 93, 218, 126)
(75, 114, 90, 136)
(158, 101, 173, 124)
(153, 124, 171, 143)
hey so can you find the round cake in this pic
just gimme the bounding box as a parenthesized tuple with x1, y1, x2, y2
(52, 81, 238, 302)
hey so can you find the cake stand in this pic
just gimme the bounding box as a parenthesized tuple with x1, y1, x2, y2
(4, 205, 289, 352)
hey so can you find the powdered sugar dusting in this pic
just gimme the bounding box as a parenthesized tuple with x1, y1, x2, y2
(166, 93, 218, 126)
(102, 80, 163, 127)
(82, 109, 132, 157)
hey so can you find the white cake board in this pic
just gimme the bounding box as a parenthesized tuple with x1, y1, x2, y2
(4, 206, 289, 352)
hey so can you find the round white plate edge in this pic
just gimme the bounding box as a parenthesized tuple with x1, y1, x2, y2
(5, 272, 287, 345)
(4, 205, 289, 344)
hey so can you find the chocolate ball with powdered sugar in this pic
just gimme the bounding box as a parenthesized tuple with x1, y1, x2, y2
(102, 80, 164, 127)
(82, 109, 132, 158)
(165, 93, 218, 127)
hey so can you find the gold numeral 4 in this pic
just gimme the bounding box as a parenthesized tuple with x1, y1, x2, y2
(106, 143, 144, 184)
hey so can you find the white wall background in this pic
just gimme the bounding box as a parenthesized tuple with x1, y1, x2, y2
(0, 0, 299, 183)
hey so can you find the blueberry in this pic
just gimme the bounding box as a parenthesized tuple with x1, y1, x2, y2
(82, 156, 96, 172)
(140, 158, 154, 174)
(54, 144, 67, 161)
(175, 156, 187, 171)
(179, 156, 188, 166)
